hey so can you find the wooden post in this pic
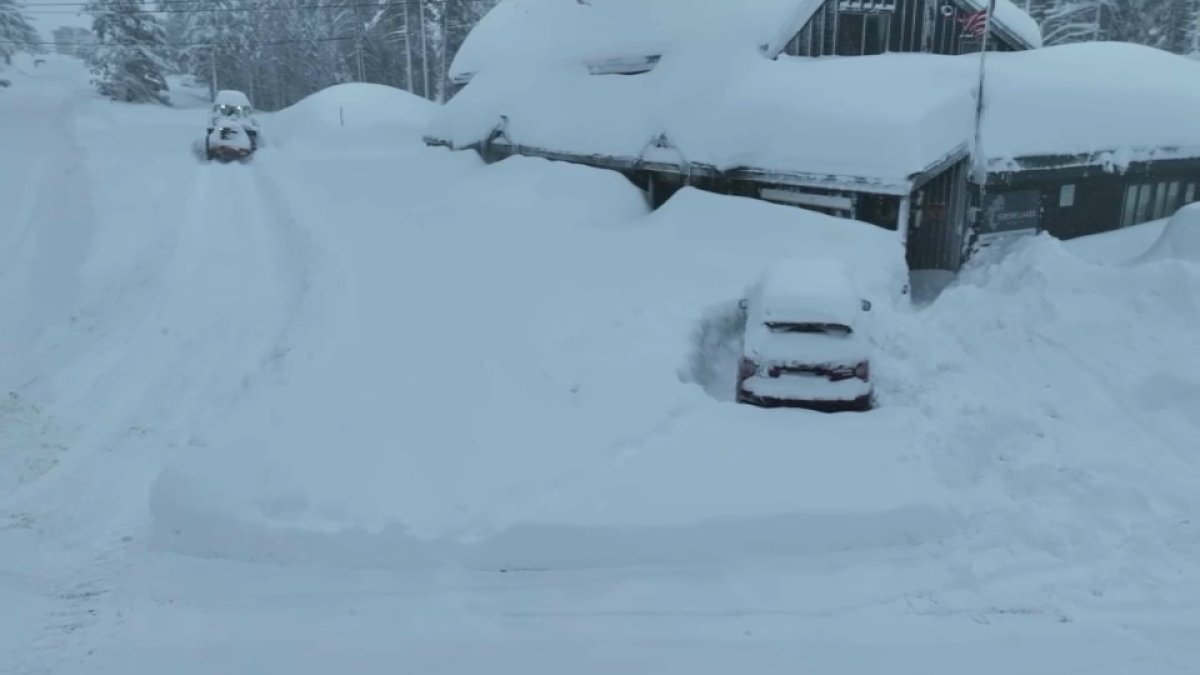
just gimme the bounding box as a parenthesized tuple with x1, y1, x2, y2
(897, 195, 912, 245)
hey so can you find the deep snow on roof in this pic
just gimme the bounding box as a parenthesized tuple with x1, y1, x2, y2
(450, 0, 816, 82)
(450, 0, 1041, 83)
(980, 42, 1200, 168)
(428, 42, 1200, 188)
(754, 257, 866, 327)
(215, 90, 252, 106)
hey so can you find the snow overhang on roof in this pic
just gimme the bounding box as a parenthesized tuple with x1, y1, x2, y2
(428, 43, 1200, 190)
(449, 0, 1041, 85)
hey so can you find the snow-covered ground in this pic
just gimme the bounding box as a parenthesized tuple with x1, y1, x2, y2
(3, 56, 1200, 674)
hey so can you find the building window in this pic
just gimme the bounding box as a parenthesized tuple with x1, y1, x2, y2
(1153, 183, 1170, 220)
(1121, 185, 1139, 228)
(1166, 181, 1182, 215)
(1186, 183, 1196, 205)
(836, 12, 891, 56)
(1059, 184, 1076, 208)
(1135, 183, 1154, 224)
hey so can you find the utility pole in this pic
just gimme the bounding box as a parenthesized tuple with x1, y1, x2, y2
(403, 6, 414, 93)
(438, 0, 450, 103)
(356, 16, 366, 82)
(419, 0, 430, 99)
(1193, 0, 1200, 54)
(209, 44, 217, 100)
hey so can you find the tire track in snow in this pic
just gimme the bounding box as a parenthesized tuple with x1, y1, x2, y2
(7, 155, 324, 675)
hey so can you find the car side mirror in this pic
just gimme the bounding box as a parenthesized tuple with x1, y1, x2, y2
(861, 299, 872, 312)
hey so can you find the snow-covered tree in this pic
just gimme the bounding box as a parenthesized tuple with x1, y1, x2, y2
(1038, 0, 1110, 44)
(1033, 0, 1196, 51)
(86, 0, 171, 104)
(1103, 0, 1191, 52)
(0, 0, 41, 66)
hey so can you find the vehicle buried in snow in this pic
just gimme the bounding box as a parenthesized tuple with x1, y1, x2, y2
(205, 90, 261, 162)
(736, 258, 875, 413)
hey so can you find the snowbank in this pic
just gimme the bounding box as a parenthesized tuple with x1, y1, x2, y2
(1064, 218, 1168, 264)
(269, 82, 436, 146)
(432, 43, 1200, 187)
(1138, 202, 1200, 264)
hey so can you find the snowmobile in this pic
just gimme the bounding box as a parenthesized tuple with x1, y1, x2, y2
(205, 89, 261, 162)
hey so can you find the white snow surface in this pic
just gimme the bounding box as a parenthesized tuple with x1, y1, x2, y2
(3, 56, 1200, 674)
(1139, 202, 1200, 263)
(450, 0, 1041, 82)
(450, 0, 818, 81)
(270, 82, 436, 147)
(750, 257, 869, 328)
(430, 43, 1200, 184)
(214, 89, 252, 107)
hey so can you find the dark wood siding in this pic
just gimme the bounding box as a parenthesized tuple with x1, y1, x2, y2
(983, 160, 1200, 242)
(785, 0, 1027, 58)
(907, 159, 969, 270)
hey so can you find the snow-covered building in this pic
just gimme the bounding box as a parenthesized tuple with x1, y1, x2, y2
(426, 0, 1200, 271)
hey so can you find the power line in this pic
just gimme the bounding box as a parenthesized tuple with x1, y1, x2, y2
(0, 34, 355, 46)
(25, 4, 451, 14)
(23, 0, 447, 8)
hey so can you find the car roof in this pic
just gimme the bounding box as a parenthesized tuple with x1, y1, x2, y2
(752, 257, 863, 326)
(214, 90, 252, 106)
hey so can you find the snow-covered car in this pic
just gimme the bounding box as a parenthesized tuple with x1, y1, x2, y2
(205, 124, 254, 161)
(205, 89, 261, 160)
(736, 258, 875, 412)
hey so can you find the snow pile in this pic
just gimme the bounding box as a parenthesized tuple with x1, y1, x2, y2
(451, 0, 1040, 83)
(269, 82, 436, 146)
(1064, 218, 1168, 264)
(1138, 202, 1200, 264)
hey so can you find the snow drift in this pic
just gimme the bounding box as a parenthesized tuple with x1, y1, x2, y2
(269, 82, 436, 147)
(1139, 202, 1200, 264)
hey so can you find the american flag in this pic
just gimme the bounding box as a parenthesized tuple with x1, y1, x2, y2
(957, 9, 989, 38)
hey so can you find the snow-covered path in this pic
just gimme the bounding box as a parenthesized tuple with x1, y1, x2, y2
(3, 57, 1200, 674)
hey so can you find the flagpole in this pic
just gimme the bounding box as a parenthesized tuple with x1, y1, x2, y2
(970, 0, 999, 253)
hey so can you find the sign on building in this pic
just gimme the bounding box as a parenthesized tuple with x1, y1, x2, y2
(979, 189, 1040, 242)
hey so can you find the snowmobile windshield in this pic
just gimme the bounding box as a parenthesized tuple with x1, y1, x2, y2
(215, 104, 242, 117)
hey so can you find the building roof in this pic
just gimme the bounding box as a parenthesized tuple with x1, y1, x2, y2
(427, 43, 1200, 193)
(449, 0, 1042, 84)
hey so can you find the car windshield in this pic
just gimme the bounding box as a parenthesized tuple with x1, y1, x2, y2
(214, 104, 249, 117)
(765, 322, 852, 336)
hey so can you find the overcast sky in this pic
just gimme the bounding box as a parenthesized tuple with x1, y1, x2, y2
(25, 0, 93, 38)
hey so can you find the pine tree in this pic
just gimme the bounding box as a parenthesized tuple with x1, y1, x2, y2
(0, 0, 41, 66)
(86, 0, 171, 104)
